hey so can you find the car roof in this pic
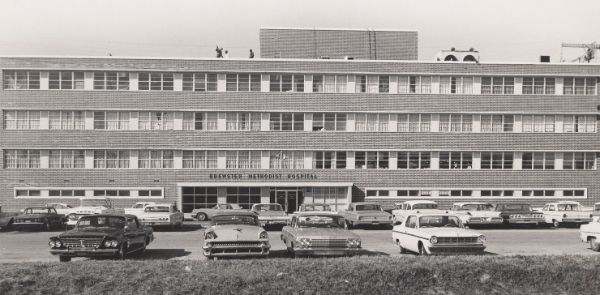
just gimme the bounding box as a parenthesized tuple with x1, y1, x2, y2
(80, 214, 136, 218)
(403, 200, 438, 205)
(407, 213, 459, 218)
(352, 202, 381, 205)
(295, 211, 339, 216)
(25, 207, 54, 210)
(212, 212, 258, 217)
(453, 202, 491, 206)
(253, 203, 281, 206)
(146, 203, 173, 207)
(301, 203, 330, 206)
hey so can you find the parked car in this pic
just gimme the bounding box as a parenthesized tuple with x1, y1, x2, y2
(45, 203, 74, 215)
(281, 212, 361, 257)
(494, 203, 545, 227)
(392, 213, 486, 255)
(137, 203, 184, 229)
(391, 200, 445, 225)
(13, 207, 65, 230)
(65, 198, 124, 228)
(295, 203, 332, 212)
(191, 204, 247, 221)
(123, 202, 158, 215)
(449, 202, 504, 226)
(48, 214, 154, 262)
(250, 203, 289, 228)
(593, 203, 600, 217)
(580, 216, 600, 251)
(541, 201, 593, 227)
(202, 212, 270, 259)
(340, 202, 392, 229)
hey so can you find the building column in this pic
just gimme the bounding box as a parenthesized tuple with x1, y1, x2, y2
(389, 152, 398, 170)
(217, 151, 226, 169)
(84, 72, 94, 90)
(261, 113, 270, 131)
(555, 78, 564, 95)
(85, 150, 95, 169)
(129, 111, 139, 130)
(261, 74, 270, 92)
(173, 112, 183, 130)
(472, 152, 481, 170)
(473, 77, 482, 95)
(304, 151, 313, 169)
(217, 112, 226, 131)
(130, 151, 139, 169)
(173, 73, 183, 91)
(513, 115, 523, 133)
(85, 111, 95, 130)
(513, 152, 523, 170)
(304, 113, 313, 131)
(388, 114, 398, 132)
(305, 75, 313, 93)
(261, 151, 270, 169)
(514, 77, 523, 95)
(260, 187, 271, 204)
(39, 111, 49, 129)
(173, 150, 183, 169)
(129, 73, 138, 91)
(472, 114, 481, 133)
(555, 115, 564, 133)
(217, 187, 227, 204)
(39, 72, 49, 90)
(431, 76, 440, 94)
(217, 74, 226, 92)
(430, 152, 440, 170)
(555, 152, 564, 170)
(347, 151, 355, 169)
(389, 75, 398, 94)
(40, 150, 49, 169)
(346, 113, 355, 132)
(347, 75, 356, 93)
(430, 114, 440, 132)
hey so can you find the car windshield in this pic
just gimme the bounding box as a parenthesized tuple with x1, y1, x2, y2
(145, 206, 170, 212)
(215, 204, 233, 209)
(27, 208, 52, 214)
(76, 216, 125, 229)
(413, 204, 438, 210)
(557, 204, 579, 211)
(255, 204, 283, 211)
(419, 216, 461, 228)
(461, 204, 494, 211)
(213, 215, 258, 226)
(302, 204, 331, 211)
(297, 215, 344, 228)
(355, 204, 381, 211)
(498, 204, 531, 211)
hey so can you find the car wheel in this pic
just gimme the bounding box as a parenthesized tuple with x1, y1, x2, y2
(552, 220, 561, 228)
(418, 243, 429, 256)
(197, 213, 207, 221)
(116, 243, 127, 260)
(590, 238, 600, 252)
(59, 256, 71, 262)
(346, 220, 354, 230)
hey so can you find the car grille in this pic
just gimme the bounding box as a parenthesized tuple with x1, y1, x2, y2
(61, 237, 103, 248)
(437, 237, 478, 244)
(211, 241, 262, 247)
(311, 239, 348, 248)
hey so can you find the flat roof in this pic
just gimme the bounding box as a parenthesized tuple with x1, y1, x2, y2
(260, 27, 418, 33)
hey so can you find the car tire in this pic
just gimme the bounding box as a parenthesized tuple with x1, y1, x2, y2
(346, 220, 354, 230)
(117, 243, 127, 260)
(197, 213, 207, 221)
(418, 243, 429, 256)
(552, 220, 561, 228)
(590, 238, 600, 252)
(59, 256, 71, 262)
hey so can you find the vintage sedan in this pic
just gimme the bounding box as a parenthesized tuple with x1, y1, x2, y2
(494, 203, 545, 227)
(392, 213, 486, 255)
(202, 212, 270, 259)
(13, 207, 65, 231)
(65, 198, 124, 228)
(48, 214, 154, 262)
(580, 216, 600, 251)
(123, 202, 157, 215)
(251, 203, 289, 228)
(137, 203, 184, 229)
(281, 212, 361, 257)
(449, 202, 504, 226)
(341, 202, 392, 229)
(391, 200, 445, 225)
(593, 202, 600, 217)
(541, 201, 593, 227)
(191, 204, 247, 221)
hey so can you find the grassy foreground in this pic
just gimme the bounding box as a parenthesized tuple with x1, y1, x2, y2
(1, 255, 599, 294)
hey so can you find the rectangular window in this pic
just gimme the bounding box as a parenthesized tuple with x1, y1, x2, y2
(4, 150, 40, 168)
(378, 76, 389, 93)
(522, 77, 555, 95)
(138, 72, 174, 91)
(225, 151, 261, 169)
(270, 113, 304, 131)
(522, 152, 555, 170)
(563, 115, 596, 133)
(269, 151, 304, 169)
(314, 75, 347, 93)
(439, 114, 472, 132)
(93, 111, 130, 130)
(269, 74, 304, 92)
(481, 115, 514, 133)
(183, 73, 218, 92)
(313, 151, 347, 169)
(563, 77, 596, 95)
(225, 112, 261, 131)
(481, 77, 514, 94)
(93, 72, 129, 90)
(521, 115, 555, 133)
(355, 113, 390, 132)
(354, 152, 389, 169)
(481, 152, 513, 170)
(93, 150, 129, 168)
(226, 187, 261, 210)
(439, 152, 473, 169)
(439, 76, 473, 94)
(4, 111, 41, 130)
(183, 112, 218, 131)
(226, 73, 261, 92)
(563, 152, 595, 170)
(49, 150, 85, 169)
(398, 114, 431, 132)
(398, 152, 431, 169)
(182, 150, 218, 168)
(3, 71, 40, 90)
(49, 111, 84, 130)
(49, 71, 84, 90)
(138, 112, 174, 130)
(138, 150, 174, 168)
(398, 76, 432, 94)
(312, 113, 346, 131)
(450, 190, 473, 197)
(182, 187, 218, 212)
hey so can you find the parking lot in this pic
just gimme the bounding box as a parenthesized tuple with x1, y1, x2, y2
(0, 222, 597, 263)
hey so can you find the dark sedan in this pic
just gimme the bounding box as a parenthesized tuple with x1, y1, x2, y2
(494, 203, 544, 227)
(13, 207, 65, 231)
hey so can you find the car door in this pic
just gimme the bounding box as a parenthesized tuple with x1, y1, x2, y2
(125, 217, 144, 249)
(282, 216, 297, 247)
(403, 216, 420, 252)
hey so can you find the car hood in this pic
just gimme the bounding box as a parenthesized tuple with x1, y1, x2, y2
(353, 210, 391, 216)
(499, 210, 538, 215)
(255, 211, 287, 217)
(59, 227, 124, 238)
(462, 211, 502, 218)
(418, 227, 481, 238)
(292, 227, 359, 239)
(208, 224, 265, 241)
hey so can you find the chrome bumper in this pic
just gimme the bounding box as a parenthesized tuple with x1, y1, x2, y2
(293, 248, 361, 256)
(49, 248, 118, 257)
(203, 243, 271, 257)
(428, 244, 486, 254)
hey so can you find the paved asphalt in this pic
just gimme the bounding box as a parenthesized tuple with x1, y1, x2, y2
(0, 223, 598, 263)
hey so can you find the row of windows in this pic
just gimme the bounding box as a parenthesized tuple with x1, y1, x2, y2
(366, 189, 587, 198)
(5, 111, 597, 133)
(4, 150, 597, 170)
(14, 188, 163, 198)
(4, 71, 598, 96)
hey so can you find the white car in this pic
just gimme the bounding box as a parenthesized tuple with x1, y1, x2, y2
(580, 216, 600, 251)
(137, 204, 184, 229)
(392, 213, 486, 255)
(45, 203, 74, 215)
(123, 202, 157, 215)
(448, 202, 504, 226)
(65, 198, 124, 228)
(541, 201, 593, 227)
(391, 200, 446, 225)
(203, 212, 270, 259)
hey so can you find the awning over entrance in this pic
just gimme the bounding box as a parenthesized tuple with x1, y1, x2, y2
(177, 182, 353, 187)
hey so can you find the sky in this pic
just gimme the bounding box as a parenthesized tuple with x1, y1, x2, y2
(0, 0, 598, 62)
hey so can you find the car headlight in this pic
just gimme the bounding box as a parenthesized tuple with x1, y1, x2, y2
(205, 231, 217, 240)
(478, 235, 486, 243)
(346, 238, 361, 248)
(49, 240, 62, 248)
(68, 214, 79, 221)
(259, 231, 268, 239)
(49, 241, 55, 248)
(103, 240, 118, 248)
(430, 236, 438, 244)
(297, 237, 311, 248)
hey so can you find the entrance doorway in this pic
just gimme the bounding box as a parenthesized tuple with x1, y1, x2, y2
(270, 188, 304, 213)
